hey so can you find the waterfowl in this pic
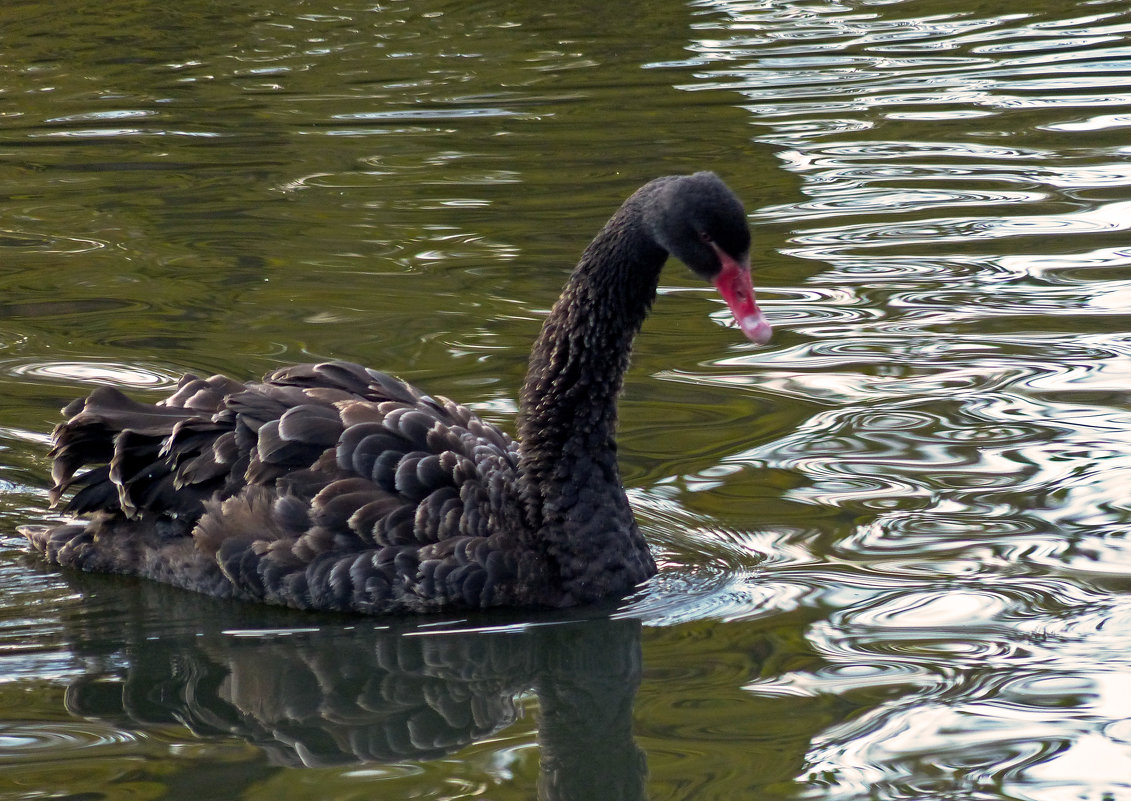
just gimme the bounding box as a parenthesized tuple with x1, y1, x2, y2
(20, 172, 770, 614)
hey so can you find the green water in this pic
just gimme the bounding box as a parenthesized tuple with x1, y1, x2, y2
(4, 0, 1131, 798)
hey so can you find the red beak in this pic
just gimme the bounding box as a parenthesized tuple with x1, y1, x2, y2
(712, 252, 772, 345)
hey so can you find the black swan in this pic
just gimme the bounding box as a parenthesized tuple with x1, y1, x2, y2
(19, 172, 770, 614)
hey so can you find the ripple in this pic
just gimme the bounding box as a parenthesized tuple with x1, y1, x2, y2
(1029, 532, 1131, 579)
(6, 360, 180, 389)
(840, 511, 1041, 561)
(1044, 112, 1131, 132)
(333, 107, 525, 122)
(622, 489, 815, 625)
(0, 229, 110, 255)
(813, 575, 1106, 656)
(0, 721, 142, 760)
(788, 582, 1131, 799)
(799, 700, 1068, 800)
(848, 588, 1011, 628)
(788, 199, 1131, 252)
(744, 659, 932, 700)
(796, 186, 1044, 216)
(45, 109, 160, 124)
(686, 6, 1131, 130)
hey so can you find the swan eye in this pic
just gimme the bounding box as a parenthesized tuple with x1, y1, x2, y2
(699, 231, 713, 244)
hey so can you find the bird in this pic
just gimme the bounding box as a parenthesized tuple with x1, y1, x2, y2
(19, 172, 771, 615)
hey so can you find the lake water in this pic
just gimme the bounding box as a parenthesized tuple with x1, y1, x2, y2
(3, 0, 1131, 798)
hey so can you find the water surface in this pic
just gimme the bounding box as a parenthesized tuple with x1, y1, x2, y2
(3, 0, 1131, 799)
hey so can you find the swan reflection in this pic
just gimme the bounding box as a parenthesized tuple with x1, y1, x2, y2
(53, 576, 648, 800)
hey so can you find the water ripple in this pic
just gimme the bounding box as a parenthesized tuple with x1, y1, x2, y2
(5, 360, 180, 389)
(0, 721, 142, 759)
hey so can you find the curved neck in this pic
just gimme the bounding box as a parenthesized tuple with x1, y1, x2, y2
(516, 197, 667, 526)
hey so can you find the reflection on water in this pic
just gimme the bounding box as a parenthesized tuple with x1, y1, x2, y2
(2, 575, 646, 800)
(4, 0, 1131, 798)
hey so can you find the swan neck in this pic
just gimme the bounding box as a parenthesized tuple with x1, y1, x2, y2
(517, 200, 666, 517)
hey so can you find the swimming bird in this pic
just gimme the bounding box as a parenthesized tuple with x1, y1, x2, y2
(20, 172, 770, 614)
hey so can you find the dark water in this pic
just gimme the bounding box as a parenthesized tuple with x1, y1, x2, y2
(3, 0, 1131, 798)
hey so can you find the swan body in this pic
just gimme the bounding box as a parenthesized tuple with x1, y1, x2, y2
(20, 172, 769, 614)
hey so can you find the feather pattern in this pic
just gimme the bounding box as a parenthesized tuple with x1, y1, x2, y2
(34, 362, 530, 612)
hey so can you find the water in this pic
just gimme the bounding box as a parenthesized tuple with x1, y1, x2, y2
(3, 0, 1131, 798)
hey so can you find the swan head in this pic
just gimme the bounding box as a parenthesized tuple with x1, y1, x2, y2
(647, 172, 771, 345)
